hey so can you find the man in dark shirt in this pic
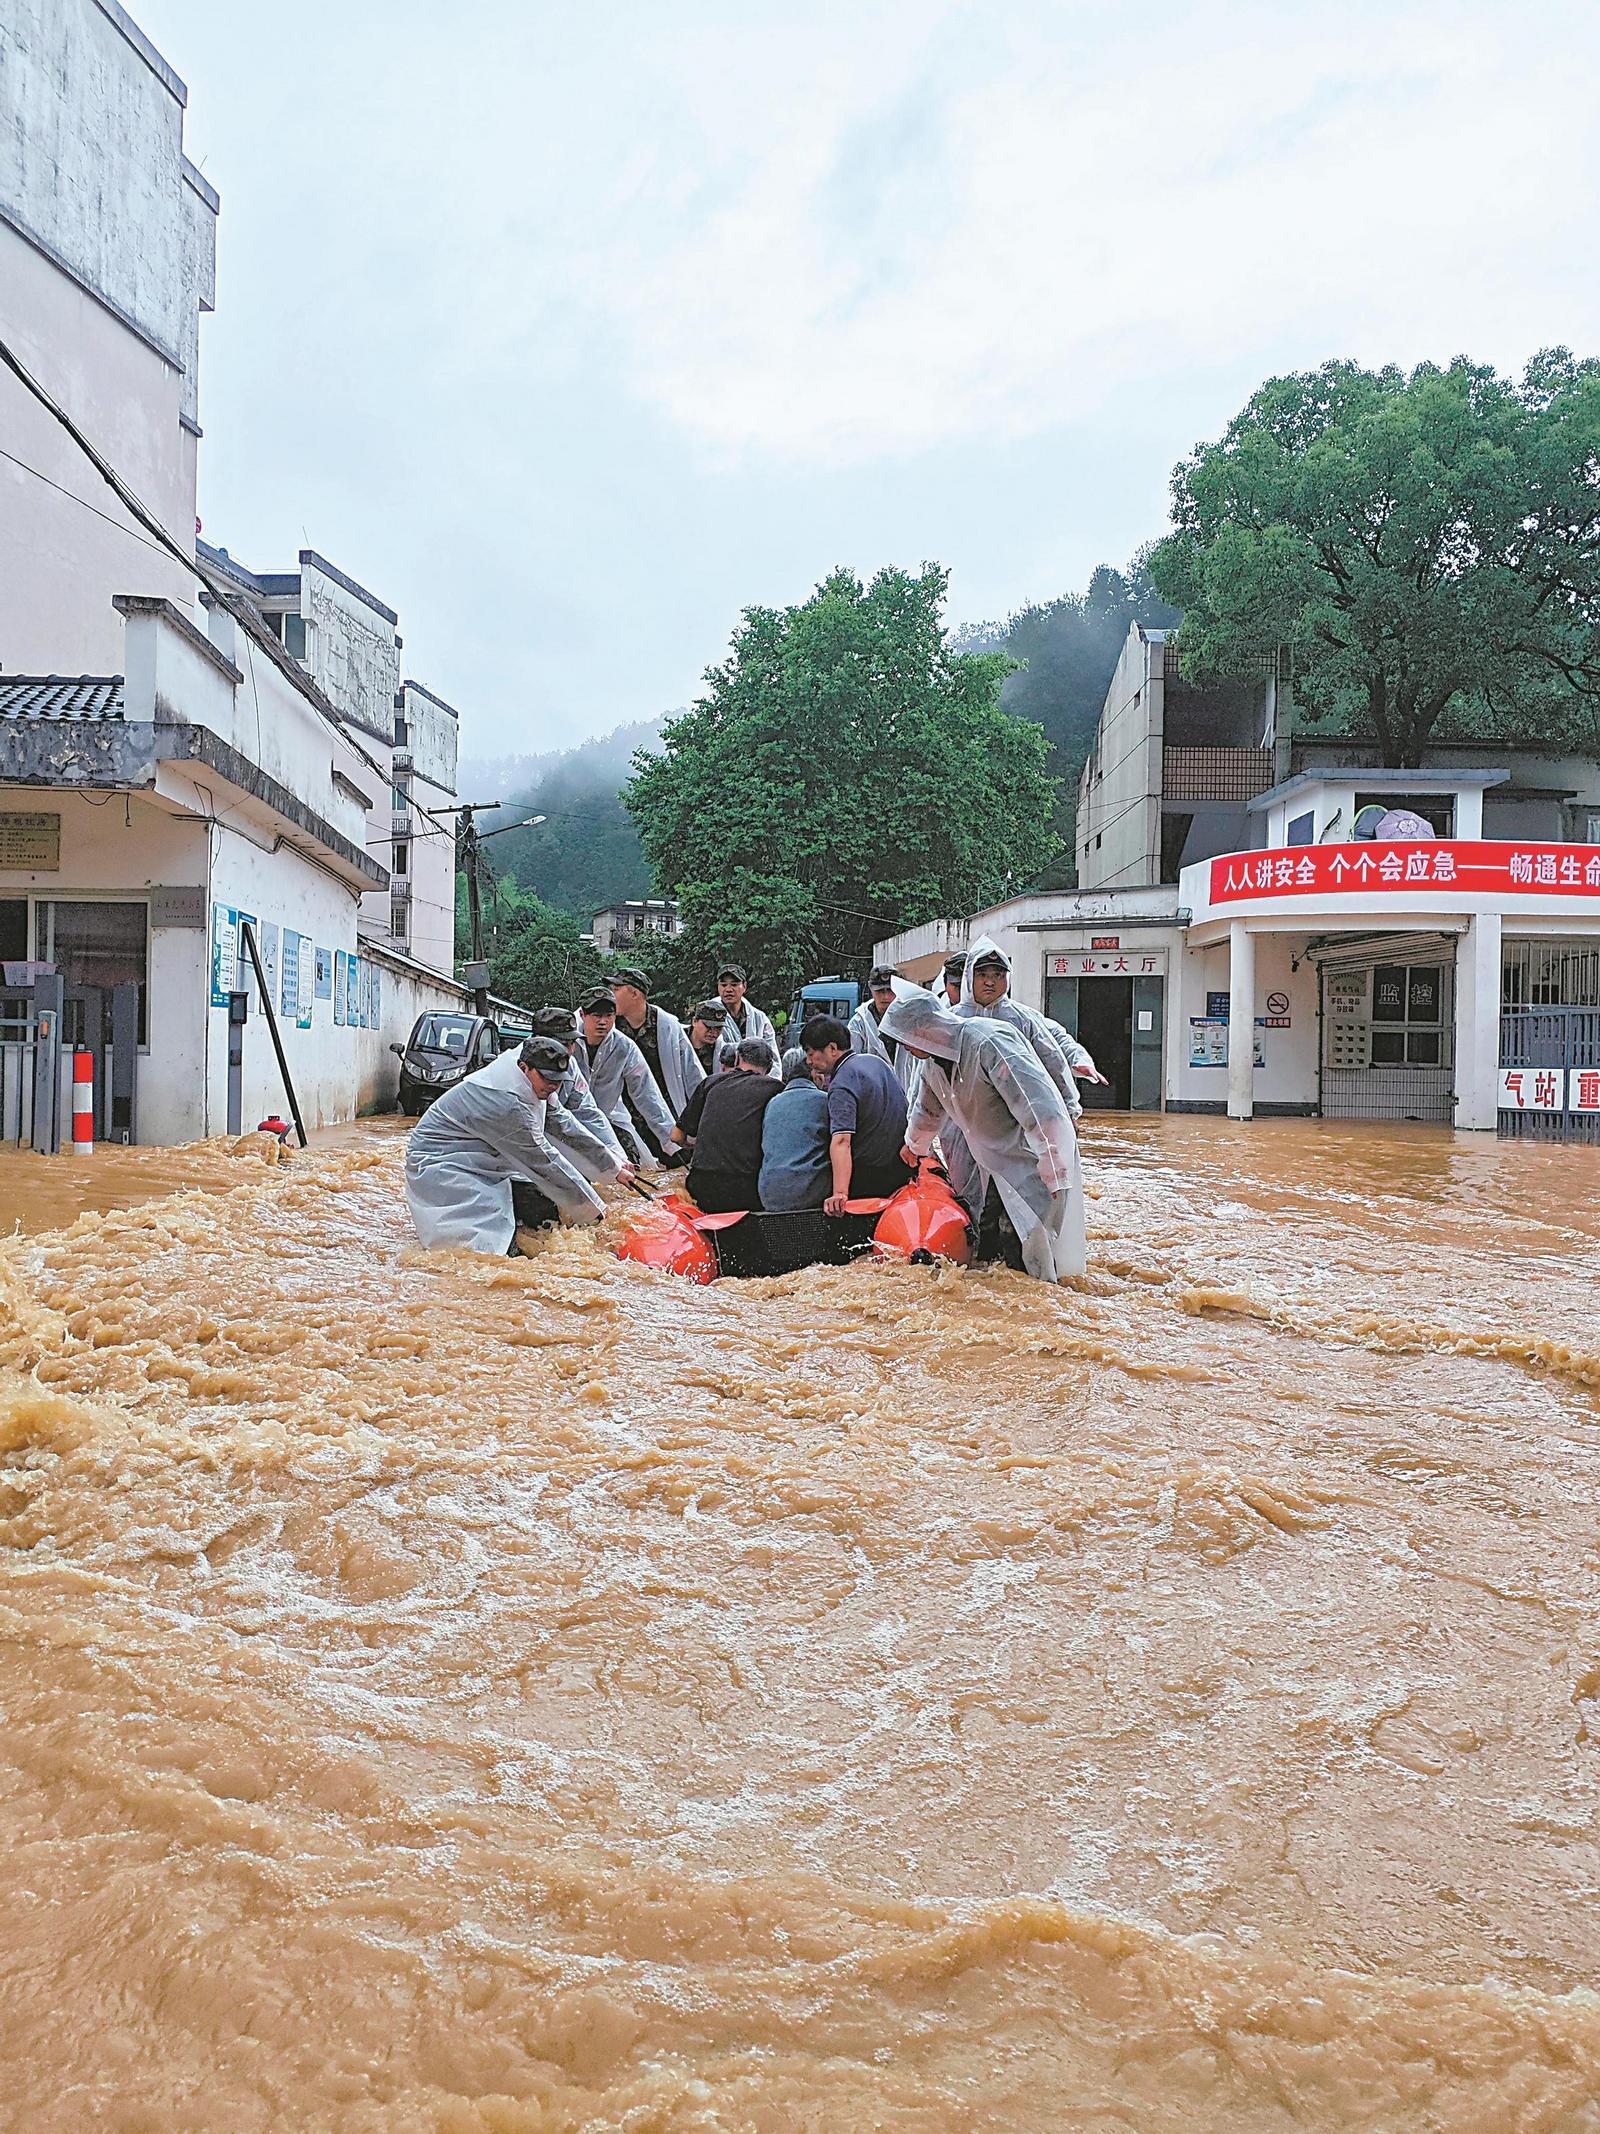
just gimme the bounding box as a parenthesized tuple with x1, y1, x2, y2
(673, 1037, 780, 1212)
(801, 1015, 912, 1211)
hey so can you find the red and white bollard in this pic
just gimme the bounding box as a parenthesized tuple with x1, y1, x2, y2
(71, 1048, 94, 1156)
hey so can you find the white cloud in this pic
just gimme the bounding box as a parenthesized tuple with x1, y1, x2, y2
(529, 0, 1600, 462)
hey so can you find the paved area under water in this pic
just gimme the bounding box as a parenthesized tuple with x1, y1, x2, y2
(0, 1116, 1597, 2129)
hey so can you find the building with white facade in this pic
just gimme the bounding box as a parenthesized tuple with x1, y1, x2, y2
(0, 0, 471, 1144)
(877, 625, 1600, 1140)
(589, 898, 681, 954)
(197, 544, 461, 980)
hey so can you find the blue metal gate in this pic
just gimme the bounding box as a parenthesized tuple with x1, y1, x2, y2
(1498, 1007, 1600, 1143)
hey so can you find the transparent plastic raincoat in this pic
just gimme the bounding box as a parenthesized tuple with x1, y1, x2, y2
(880, 993, 1085, 1283)
(576, 1026, 677, 1157)
(848, 975, 923, 1094)
(957, 934, 1091, 1117)
(404, 1046, 612, 1253)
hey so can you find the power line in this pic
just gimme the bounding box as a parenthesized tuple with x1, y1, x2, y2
(0, 443, 175, 559)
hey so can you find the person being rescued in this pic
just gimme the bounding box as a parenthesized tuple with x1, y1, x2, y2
(798, 1014, 914, 1210)
(404, 1035, 627, 1253)
(670, 1037, 782, 1212)
(880, 989, 1085, 1283)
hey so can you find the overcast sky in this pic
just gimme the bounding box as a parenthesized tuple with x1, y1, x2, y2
(134, 0, 1600, 761)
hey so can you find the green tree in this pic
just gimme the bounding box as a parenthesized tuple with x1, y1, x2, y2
(1149, 352, 1600, 765)
(458, 874, 611, 1009)
(625, 565, 1060, 1002)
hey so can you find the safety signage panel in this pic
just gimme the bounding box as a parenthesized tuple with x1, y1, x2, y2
(0, 810, 61, 870)
(1499, 1068, 1565, 1111)
(210, 904, 258, 1007)
(1211, 842, 1600, 904)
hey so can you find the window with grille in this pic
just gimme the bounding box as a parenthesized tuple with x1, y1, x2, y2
(1369, 962, 1445, 1066)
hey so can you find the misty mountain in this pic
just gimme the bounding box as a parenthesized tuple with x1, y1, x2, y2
(465, 716, 668, 923)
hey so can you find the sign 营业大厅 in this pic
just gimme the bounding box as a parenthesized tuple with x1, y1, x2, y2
(0, 811, 61, 870)
(1050, 950, 1166, 978)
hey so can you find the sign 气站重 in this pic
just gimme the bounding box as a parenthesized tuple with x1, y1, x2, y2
(1211, 841, 1600, 904)
(1499, 1067, 1565, 1112)
(0, 811, 61, 870)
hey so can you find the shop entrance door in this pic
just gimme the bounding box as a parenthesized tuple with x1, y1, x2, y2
(1046, 976, 1164, 1110)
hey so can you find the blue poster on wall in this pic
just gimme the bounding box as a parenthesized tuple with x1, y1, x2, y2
(334, 950, 347, 1026)
(281, 929, 300, 1018)
(314, 945, 332, 1000)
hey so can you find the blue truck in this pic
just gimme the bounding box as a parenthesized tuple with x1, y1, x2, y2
(785, 975, 860, 1033)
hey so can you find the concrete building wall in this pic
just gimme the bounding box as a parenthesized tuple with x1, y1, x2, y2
(397, 684, 459, 980)
(1076, 628, 1163, 890)
(0, 0, 215, 676)
(301, 556, 399, 746)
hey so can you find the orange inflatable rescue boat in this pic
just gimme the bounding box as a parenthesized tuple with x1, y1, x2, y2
(869, 1162, 973, 1267)
(612, 1194, 720, 1284)
(614, 1166, 973, 1281)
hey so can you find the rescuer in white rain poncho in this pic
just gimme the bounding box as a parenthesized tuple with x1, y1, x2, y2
(531, 1005, 632, 1170)
(848, 965, 922, 1094)
(575, 990, 678, 1165)
(958, 934, 1104, 1112)
(713, 963, 779, 1062)
(881, 992, 1086, 1282)
(404, 1036, 621, 1253)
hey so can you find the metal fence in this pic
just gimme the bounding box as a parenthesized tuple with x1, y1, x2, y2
(0, 973, 65, 1152)
(1499, 1006, 1600, 1143)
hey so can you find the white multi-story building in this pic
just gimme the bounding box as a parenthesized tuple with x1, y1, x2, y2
(0, 0, 470, 1142)
(878, 624, 1600, 1140)
(197, 544, 461, 981)
(589, 898, 681, 953)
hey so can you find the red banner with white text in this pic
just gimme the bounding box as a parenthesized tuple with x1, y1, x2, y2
(1209, 841, 1600, 904)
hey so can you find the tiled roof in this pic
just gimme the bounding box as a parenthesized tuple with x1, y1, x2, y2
(0, 675, 125, 720)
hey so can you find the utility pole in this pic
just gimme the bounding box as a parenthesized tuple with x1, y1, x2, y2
(453, 804, 546, 1018)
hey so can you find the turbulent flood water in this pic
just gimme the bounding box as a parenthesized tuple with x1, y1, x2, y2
(1, 1116, 1598, 2131)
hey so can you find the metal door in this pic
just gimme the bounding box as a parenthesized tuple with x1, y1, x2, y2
(1131, 976, 1164, 1110)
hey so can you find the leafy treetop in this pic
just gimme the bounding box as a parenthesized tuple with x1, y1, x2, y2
(1149, 352, 1600, 765)
(624, 565, 1060, 1003)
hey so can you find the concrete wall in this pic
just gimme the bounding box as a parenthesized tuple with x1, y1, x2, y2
(1076, 627, 1163, 889)
(398, 682, 459, 979)
(0, 0, 214, 676)
(301, 556, 399, 746)
(1169, 931, 1320, 1111)
(205, 819, 366, 1133)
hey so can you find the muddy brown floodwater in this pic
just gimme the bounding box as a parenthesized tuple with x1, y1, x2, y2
(1, 1116, 1598, 2131)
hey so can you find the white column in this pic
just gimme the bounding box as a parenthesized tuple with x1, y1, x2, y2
(1454, 788, 1484, 840)
(1454, 912, 1502, 1130)
(1227, 921, 1256, 1120)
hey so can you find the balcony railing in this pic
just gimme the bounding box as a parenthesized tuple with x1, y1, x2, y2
(1163, 747, 1274, 803)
